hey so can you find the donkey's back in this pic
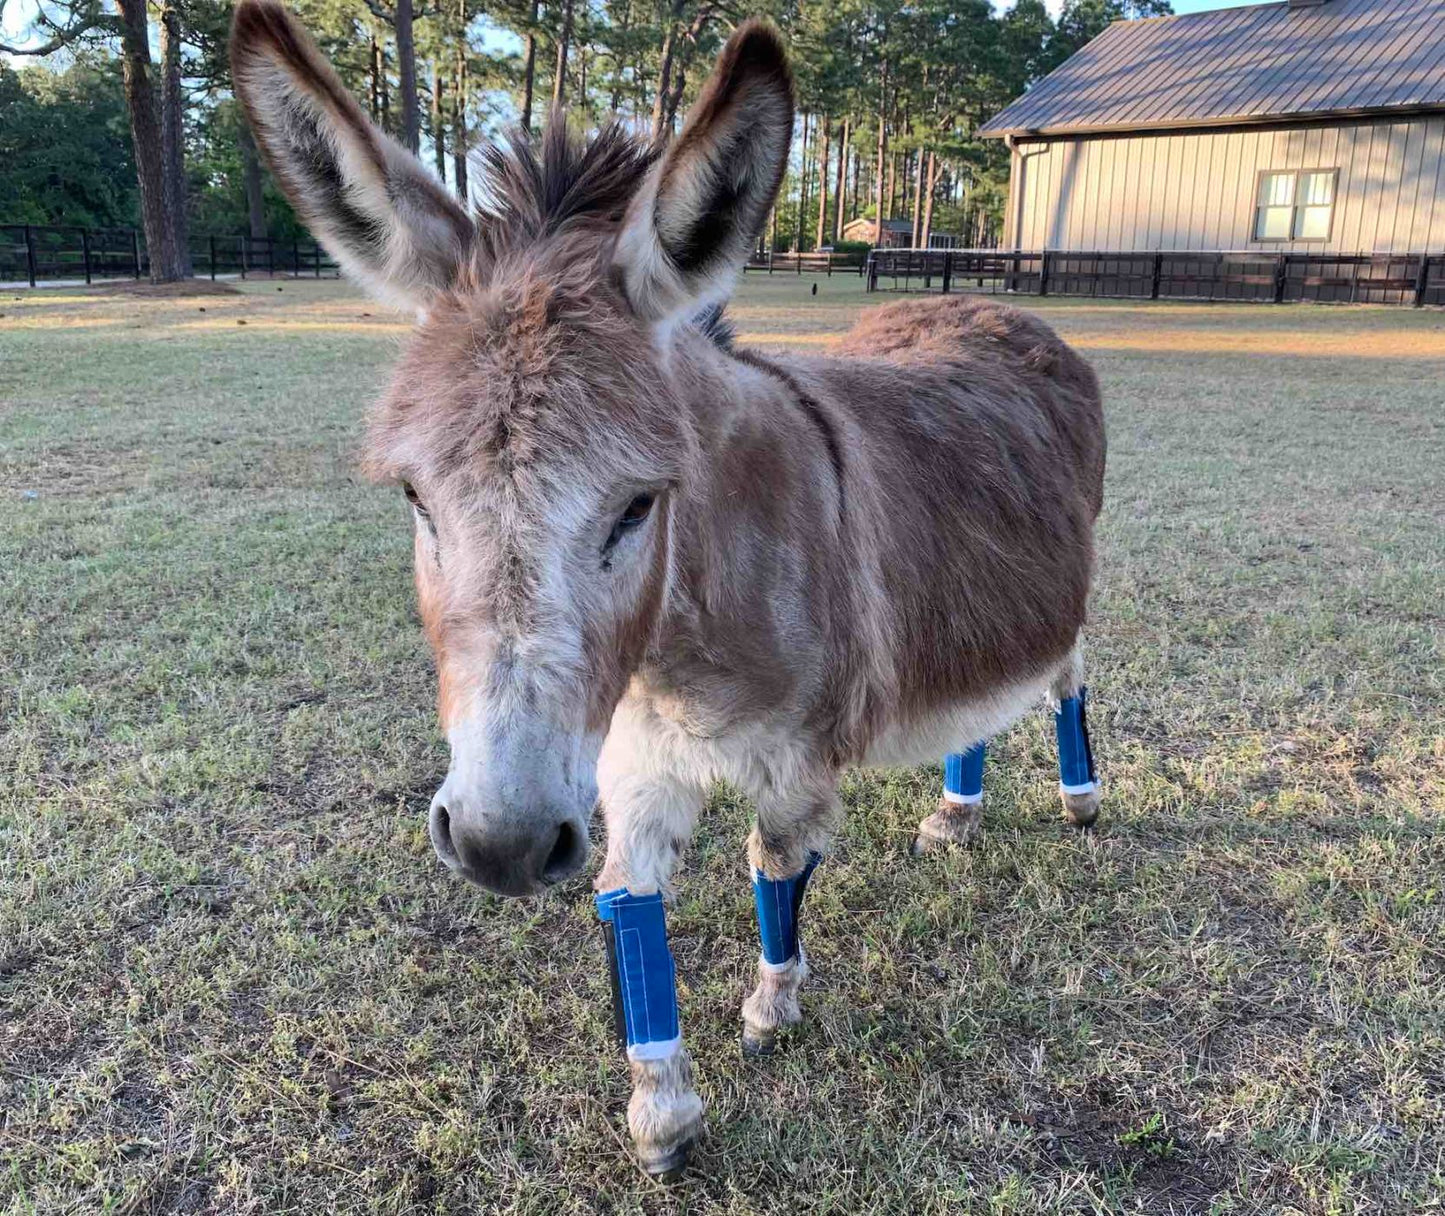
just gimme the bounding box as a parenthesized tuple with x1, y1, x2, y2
(768, 294, 1105, 769)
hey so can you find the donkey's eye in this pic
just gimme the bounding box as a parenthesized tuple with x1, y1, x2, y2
(603, 493, 656, 556)
(402, 482, 428, 516)
(620, 494, 655, 525)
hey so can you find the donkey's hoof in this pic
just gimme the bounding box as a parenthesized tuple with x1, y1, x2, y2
(1061, 787, 1100, 827)
(741, 1027, 777, 1057)
(640, 1137, 694, 1183)
(913, 800, 983, 854)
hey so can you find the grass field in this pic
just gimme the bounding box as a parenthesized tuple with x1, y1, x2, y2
(2, 274, 1443, 1214)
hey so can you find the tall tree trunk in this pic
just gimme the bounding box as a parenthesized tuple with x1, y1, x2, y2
(551, 0, 573, 108)
(873, 60, 888, 246)
(520, 0, 538, 133)
(910, 147, 924, 247)
(239, 122, 267, 241)
(395, 0, 421, 152)
(833, 116, 848, 242)
(815, 115, 829, 248)
(651, 15, 676, 137)
(850, 127, 861, 223)
(886, 151, 897, 225)
(369, 34, 381, 119)
(158, 0, 190, 277)
(116, 0, 177, 283)
(609, 0, 631, 112)
(796, 113, 809, 254)
(379, 40, 390, 129)
(921, 150, 940, 249)
(431, 60, 446, 181)
(452, 36, 469, 203)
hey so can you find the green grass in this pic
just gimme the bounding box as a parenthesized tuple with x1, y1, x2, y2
(2, 275, 1443, 1214)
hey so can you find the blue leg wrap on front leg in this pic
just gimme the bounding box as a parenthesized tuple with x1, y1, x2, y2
(752, 852, 822, 969)
(595, 889, 681, 1061)
(1055, 688, 1099, 795)
(943, 742, 986, 805)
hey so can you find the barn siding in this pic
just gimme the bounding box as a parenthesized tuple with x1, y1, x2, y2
(1008, 114, 1445, 252)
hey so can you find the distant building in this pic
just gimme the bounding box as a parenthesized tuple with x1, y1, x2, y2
(841, 217, 915, 248)
(980, 0, 1445, 254)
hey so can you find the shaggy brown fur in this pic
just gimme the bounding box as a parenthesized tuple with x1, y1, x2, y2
(232, 2, 1106, 1179)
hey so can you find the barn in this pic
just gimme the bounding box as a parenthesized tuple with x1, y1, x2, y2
(981, 0, 1445, 257)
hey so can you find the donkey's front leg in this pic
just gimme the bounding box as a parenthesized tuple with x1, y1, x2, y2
(741, 781, 838, 1054)
(1052, 647, 1101, 827)
(595, 763, 706, 1180)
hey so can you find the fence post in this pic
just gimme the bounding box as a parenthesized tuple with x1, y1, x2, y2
(23, 224, 38, 288)
(267, 238, 274, 277)
(1038, 251, 1051, 297)
(132, 229, 142, 280)
(292, 238, 300, 277)
(941, 250, 952, 295)
(209, 234, 217, 281)
(81, 228, 92, 285)
(1273, 254, 1287, 304)
(1150, 251, 1163, 300)
(1414, 255, 1430, 308)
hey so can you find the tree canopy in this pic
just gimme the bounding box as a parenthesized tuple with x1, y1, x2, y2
(1, 0, 1171, 255)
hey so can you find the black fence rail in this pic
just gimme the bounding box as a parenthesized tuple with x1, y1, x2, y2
(866, 248, 1445, 307)
(1, 223, 340, 287)
(744, 249, 869, 276)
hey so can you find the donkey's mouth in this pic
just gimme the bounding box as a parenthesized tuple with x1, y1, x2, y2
(429, 799, 589, 897)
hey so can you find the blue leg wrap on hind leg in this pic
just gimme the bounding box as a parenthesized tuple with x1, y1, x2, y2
(1055, 687, 1099, 795)
(943, 742, 986, 805)
(752, 852, 822, 969)
(595, 888, 681, 1061)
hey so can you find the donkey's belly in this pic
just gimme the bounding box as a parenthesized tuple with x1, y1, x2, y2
(859, 672, 1053, 769)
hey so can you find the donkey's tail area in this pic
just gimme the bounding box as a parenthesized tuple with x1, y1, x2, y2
(837, 294, 1106, 518)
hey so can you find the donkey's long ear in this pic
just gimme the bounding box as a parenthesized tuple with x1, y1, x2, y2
(614, 20, 793, 323)
(230, 0, 473, 312)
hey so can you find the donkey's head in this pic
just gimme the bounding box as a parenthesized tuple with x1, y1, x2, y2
(232, 1, 793, 896)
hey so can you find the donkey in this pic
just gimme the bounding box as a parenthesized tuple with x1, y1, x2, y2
(232, 0, 1105, 1180)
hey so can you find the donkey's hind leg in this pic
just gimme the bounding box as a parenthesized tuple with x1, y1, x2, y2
(1052, 647, 1101, 827)
(913, 742, 985, 855)
(741, 779, 838, 1055)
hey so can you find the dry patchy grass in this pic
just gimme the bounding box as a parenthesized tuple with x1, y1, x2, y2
(2, 276, 1443, 1214)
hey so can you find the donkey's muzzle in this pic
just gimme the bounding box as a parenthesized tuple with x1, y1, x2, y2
(429, 794, 587, 897)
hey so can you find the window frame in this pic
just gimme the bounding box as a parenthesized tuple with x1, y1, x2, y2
(1252, 168, 1340, 244)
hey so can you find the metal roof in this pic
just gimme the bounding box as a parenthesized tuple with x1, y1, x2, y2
(979, 0, 1445, 138)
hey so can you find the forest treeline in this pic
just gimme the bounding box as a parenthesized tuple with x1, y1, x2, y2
(1, 0, 1169, 282)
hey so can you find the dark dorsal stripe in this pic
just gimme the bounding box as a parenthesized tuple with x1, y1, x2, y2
(730, 348, 845, 515)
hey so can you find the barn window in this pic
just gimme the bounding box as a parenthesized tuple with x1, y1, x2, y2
(1254, 170, 1337, 241)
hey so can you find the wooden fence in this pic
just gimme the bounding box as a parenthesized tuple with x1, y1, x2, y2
(744, 249, 869, 276)
(866, 248, 1445, 307)
(1, 223, 340, 287)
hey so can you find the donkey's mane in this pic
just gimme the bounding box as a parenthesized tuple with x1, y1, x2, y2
(469, 114, 659, 269)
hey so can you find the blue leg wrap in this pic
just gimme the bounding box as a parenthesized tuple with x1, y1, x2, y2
(943, 742, 986, 805)
(752, 852, 822, 969)
(595, 888, 681, 1061)
(1055, 688, 1098, 795)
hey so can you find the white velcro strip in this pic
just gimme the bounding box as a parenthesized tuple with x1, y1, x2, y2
(942, 789, 983, 806)
(758, 953, 799, 975)
(626, 1036, 683, 1063)
(1060, 780, 1099, 796)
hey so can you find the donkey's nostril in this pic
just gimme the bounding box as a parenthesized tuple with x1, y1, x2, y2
(429, 800, 459, 867)
(542, 820, 583, 884)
